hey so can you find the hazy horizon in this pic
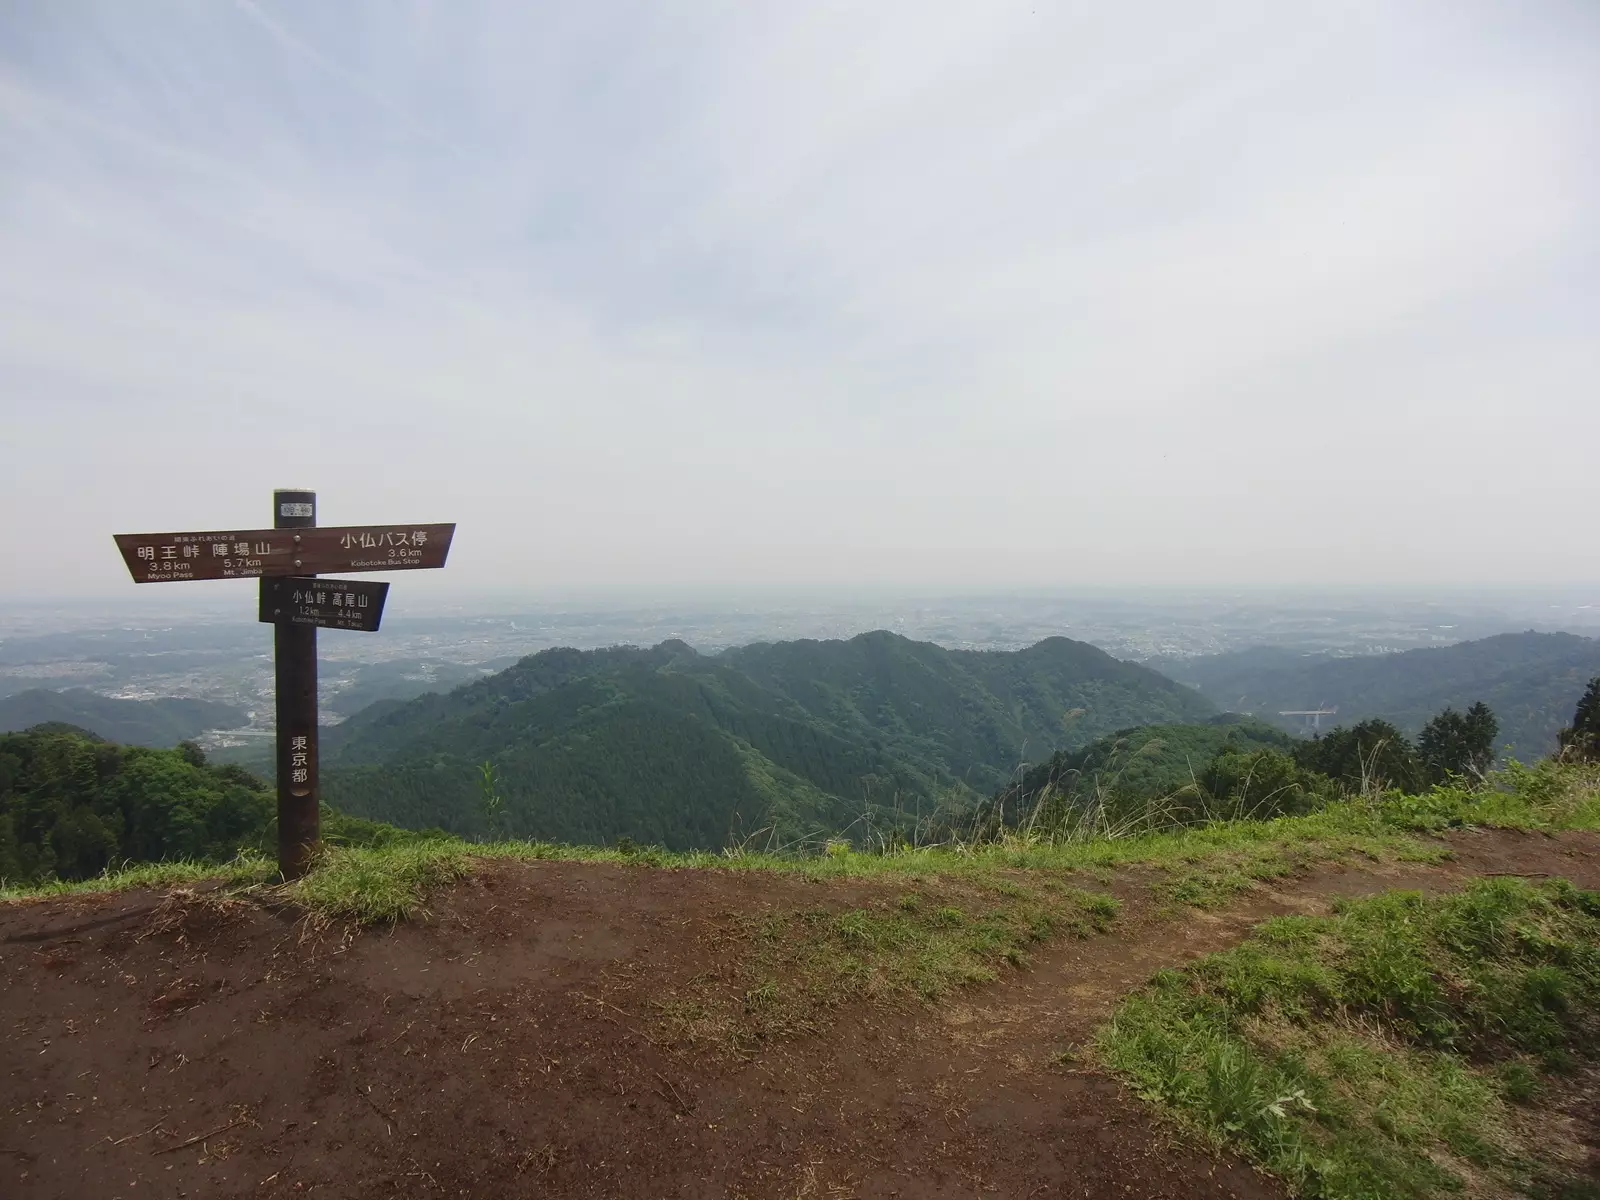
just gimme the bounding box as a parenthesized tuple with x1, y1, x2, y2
(4, 2, 1597, 600)
(4, 580, 1596, 628)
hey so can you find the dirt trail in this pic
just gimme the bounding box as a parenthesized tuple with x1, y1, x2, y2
(2, 829, 1596, 1200)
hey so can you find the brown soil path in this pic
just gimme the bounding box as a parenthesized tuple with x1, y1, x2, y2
(2, 829, 1596, 1200)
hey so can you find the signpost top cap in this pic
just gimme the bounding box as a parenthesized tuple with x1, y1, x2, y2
(274, 489, 316, 527)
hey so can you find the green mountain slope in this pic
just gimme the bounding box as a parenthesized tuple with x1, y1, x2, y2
(0, 688, 245, 747)
(722, 632, 1216, 789)
(326, 659, 491, 717)
(1162, 632, 1600, 757)
(325, 632, 1214, 849)
(325, 642, 952, 848)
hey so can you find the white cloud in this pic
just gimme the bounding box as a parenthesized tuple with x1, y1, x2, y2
(1, 0, 1596, 599)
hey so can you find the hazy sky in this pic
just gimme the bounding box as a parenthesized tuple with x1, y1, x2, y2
(2, 1, 1597, 602)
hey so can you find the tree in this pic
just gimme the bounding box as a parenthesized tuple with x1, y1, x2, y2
(1417, 702, 1498, 785)
(1197, 747, 1330, 820)
(0, 729, 271, 884)
(1557, 677, 1600, 763)
(1463, 701, 1499, 775)
(1292, 719, 1421, 794)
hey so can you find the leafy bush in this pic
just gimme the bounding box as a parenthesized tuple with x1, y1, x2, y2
(1195, 747, 1334, 821)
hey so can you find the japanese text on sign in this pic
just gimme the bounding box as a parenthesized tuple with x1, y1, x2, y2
(258, 576, 390, 633)
(290, 734, 310, 784)
(114, 524, 454, 583)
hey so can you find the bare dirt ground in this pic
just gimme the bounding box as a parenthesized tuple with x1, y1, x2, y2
(3, 828, 1597, 1200)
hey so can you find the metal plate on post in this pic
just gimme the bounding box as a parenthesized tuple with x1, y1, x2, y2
(259, 577, 390, 632)
(112, 523, 455, 582)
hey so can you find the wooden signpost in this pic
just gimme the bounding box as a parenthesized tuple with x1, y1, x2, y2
(114, 490, 455, 879)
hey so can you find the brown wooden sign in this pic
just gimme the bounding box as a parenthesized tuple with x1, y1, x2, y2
(112, 491, 456, 881)
(259, 577, 390, 632)
(113, 523, 455, 583)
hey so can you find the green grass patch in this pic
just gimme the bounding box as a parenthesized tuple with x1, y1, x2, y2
(655, 877, 1124, 1053)
(0, 840, 475, 926)
(784, 884, 1121, 1001)
(0, 805, 1414, 920)
(0, 853, 275, 902)
(282, 840, 475, 924)
(1378, 759, 1600, 834)
(1097, 877, 1600, 1199)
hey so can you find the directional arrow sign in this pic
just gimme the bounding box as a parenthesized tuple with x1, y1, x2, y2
(112, 523, 455, 583)
(112, 490, 457, 882)
(259, 577, 391, 632)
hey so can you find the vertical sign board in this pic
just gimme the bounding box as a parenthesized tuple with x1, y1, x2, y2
(272, 491, 319, 882)
(113, 494, 455, 879)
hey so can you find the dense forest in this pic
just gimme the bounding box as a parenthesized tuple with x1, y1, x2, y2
(1159, 631, 1600, 755)
(720, 633, 1212, 785)
(0, 726, 414, 886)
(322, 632, 1216, 849)
(978, 700, 1515, 839)
(0, 688, 244, 747)
(5, 670, 1598, 886)
(986, 715, 1299, 825)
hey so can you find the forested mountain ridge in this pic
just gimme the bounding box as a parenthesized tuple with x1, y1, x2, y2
(1161, 631, 1600, 756)
(327, 650, 929, 849)
(0, 688, 245, 748)
(722, 633, 1214, 788)
(323, 631, 1216, 849)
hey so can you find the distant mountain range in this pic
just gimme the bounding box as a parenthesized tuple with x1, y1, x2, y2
(1160, 631, 1600, 756)
(0, 688, 245, 748)
(322, 631, 1215, 849)
(14, 624, 1593, 861)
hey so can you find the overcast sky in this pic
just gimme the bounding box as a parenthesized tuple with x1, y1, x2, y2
(2, 1, 1596, 602)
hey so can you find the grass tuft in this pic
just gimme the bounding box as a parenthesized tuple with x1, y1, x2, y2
(283, 840, 473, 924)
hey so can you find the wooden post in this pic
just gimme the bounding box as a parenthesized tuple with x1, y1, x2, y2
(272, 489, 320, 879)
(112, 502, 456, 879)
